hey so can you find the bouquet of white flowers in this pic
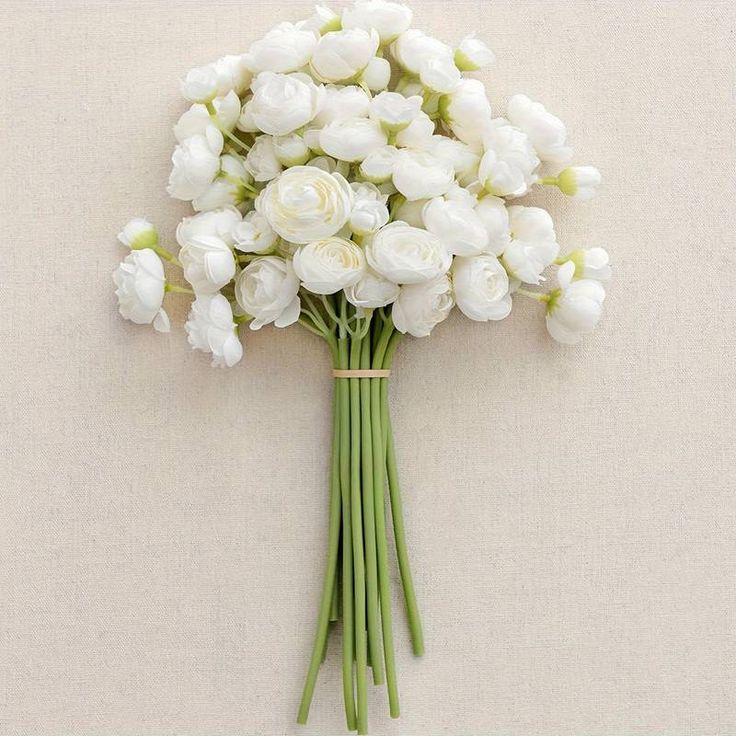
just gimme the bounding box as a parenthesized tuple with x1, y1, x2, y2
(113, 1, 609, 731)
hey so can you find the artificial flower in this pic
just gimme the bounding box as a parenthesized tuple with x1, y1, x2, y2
(117, 218, 158, 250)
(310, 28, 380, 83)
(245, 135, 283, 181)
(507, 93, 572, 165)
(341, 0, 413, 43)
(452, 254, 511, 321)
(176, 207, 242, 248)
(349, 182, 390, 234)
(501, 205, 558, 284)
(244, 22, 318, 74)
(360, 56, 392, 91)
(454, 36, 495, 71)
(293, 237, 366, 294)
(272, 134, 311, 167)
(559, 247, 611, 281)
(439, 78, 493, 146)
(474, 196, 511, 256)
(167, 126, 224, 200)
(312, 85, 371, 126)
(180, 65, 219, 103)
(235, 256, 301, 329)
(392, 149, 454, 200)
(179, 235, 236, 293)
(478, 121, 539, 197)
(392, 274, 454, 336)
(422, 196, 488, 256)
(319, 118, 388, 162)
(174, 91, 241, 143)
(344, 268, 400, 308)
(192, 154, 249, 212)
(370, 91, 423, 132)
(555, 166, 602, 200)
(112, 249, 169, 332)
(231, 211, 278, 254)
(185, 293, 243, 367)
(359, 145, 399, 183)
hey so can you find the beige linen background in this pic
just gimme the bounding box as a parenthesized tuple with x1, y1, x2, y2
(1, 1, 735, 734)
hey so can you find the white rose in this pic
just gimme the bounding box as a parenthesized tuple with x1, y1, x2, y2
(257, 166, 354, 243)
(439, 78, 493, 146)
(319, 118, 388, 162)
(310, 28, 380, 83)
(556, 166, 602, 200)
(452, 254, 511, 321)
(176, 207, 242, 248)
(501, 205, 558, 284)
(239, 72, 324, 136)
(118, 218, 158, 250)
(342, 0, 412, 43)
(300, 4, 342, 35)
(360, 56, 392, 92)
(272, 134, 311, 167)
(370, 91, 422, 132)
(244, 22, 318, 74)
(394, 111, 436, 149)
(167, 126, 223, 200)
(312, 85, 371, 126)
(180, 235, 236, 293)
(185, 294, 243, 367)
(245, 136, 283, 182)
(345, 269, 400, 308)
(231, 211, 278, 254)
(235, 256, 301, 329)
(349, 182, 389, 235)
(392, 149, 454, 201)
(560, 247, 611, 282)
(422, 197, 488, 256)
(366, 221, 451, 283)
(474, 196, 511, 256)
(181, 64, 219, 103)
(545, 263, 606, 345)
(507, 94, 572, 165)
(359, 145, 399, 183)
(213, 55, 253, 96)
(174, 91, 241, 143)
(391, 30, 459, 93)
(192, 153, 249, 212)
(392, 274, 453, 337)
(293, 237, 366, 294)
(113, 249, 170, 332)
(455, 36, 496, 71)
(479, 122, 540, 197)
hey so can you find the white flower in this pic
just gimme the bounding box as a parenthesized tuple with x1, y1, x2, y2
(501, 205, 558, 284)
(366, 221, 451, 283)
(474, 196, 511, 255)
(167, 126, 223, 200)
(479, 122, 540, 197)
(507, 94, 572, 165)
(359, 145, 399, 183)
(213, 55, 253, 96)
(181, 65, 219, 103)
(272, 134, 311, 167)
(345, 269, 400, 308)
(342, 0, 412, 43)
(422, 197, 488, 256)
(235, 256, 301, 329)
(174, 91, 241, 143)
(545, 264, 606, 345)
(257, 166, 354, 243)
(185, 294, 243, 367)
(244, 22, 318, 74)
(349, 182, 389, 234)
(370, 91, 422, 132)
(112, 249, 169, 332)
(239, 72, 324, 136)
(452, 254, 511, 321)
(245, 136, 283, 182)
(300, 5, 342, 35)
(306, 155, 351, 179)
(394, 111, 436, 149)
(392, 274, 453, 337)
(231, 211, 278, 254)
(391, 30, 460, 93)
(293, 237, 366, 294)
(360, 56, 392, 91)
(560, 247, 611, 281)
(312, 85, 371, 126)
(392, 149, 454, 201)
(455, 36, 495, 71)
(118, 218, 158, 250)
(192, 154, 249, 212)
(439, 79, 493, 146)
(179, 235, 236, 293)
(176, 207, 242, 248)
(418, 54, 461, 94)
(556, 166, 601, 200)
(391, 197, 427, 227)
(425, 136, 480, 185)
(310, 28, 380, 83)
(319, 118, 388, 162)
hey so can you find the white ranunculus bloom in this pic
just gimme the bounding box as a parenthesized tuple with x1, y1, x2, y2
(113, 249, 170, 332)
(392, 149, 454, 201)
(300, 4, 342, 35)
(507, 94, 572, 165)
(185, 294, 243, 367)
(360, 56, 392, 91)
(244, 22, 318, 74)
(422, 197, 488, 256)
(560, 247, 611, 281)
(359, 145, 399, 183)
(345, 268, 400, 308)
(454, 36, 496, 71)
(118, 218, 158, 250)
(418, 54, 461, 94)
(312, 85, 371, 126)
(501, 205, 559, 284)
(192, 154, 249, 212)
(179, 235, 236, 293)
(181, 64, 219, 103)
(174, 91, 241, 143)
(310, 28, 380, 83)
(176, 207, 242, 248)
(425, 136, 480, 184)
(167, 126, 223, 201)
(545, 263, 606, 344)
(257, 166, 354, 243)
(272, 134, 311, 167)
(293, 237, 366, 294)
(439, 78, 493, 146)
(235, 256, 301, 329)
(444, 182, 478, 208)
(349, 182, 390, 235)
(391, 29, 460, 93)
(239, 72, 324, 136)
(452, 254, 511, 321)
(556, 166, 602, 200)
(370, 91, 422, 132)
(392, 197, 427, 227)
(213, 55, 253, 97)
(245, 136, 283, 182)
(231, 211, 278, 254)
(392, 274, 453, 337)
(394, 111, 435, 149)
(474, 196, 511, 256)
(342, 0, 413, 43)
(306, 155, 351, 179)
(365, 221, 451, 283)
(479, 121, 540, 197)
(319, 118, 388, 162)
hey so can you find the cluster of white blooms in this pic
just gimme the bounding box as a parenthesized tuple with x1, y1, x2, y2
(114, 0, 609, 366)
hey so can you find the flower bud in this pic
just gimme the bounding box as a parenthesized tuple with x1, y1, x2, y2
(454, 36, 496, 71)
(118, 218, 158, 250)
(181, 65, 219, 103)
(360, 56, 392, 92)
(556, 166, 601, 200)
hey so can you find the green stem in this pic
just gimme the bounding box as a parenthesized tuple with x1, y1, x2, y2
(164, 283, 193, 295)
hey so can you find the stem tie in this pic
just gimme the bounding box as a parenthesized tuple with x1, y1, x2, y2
(332, 369, 391, 378)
